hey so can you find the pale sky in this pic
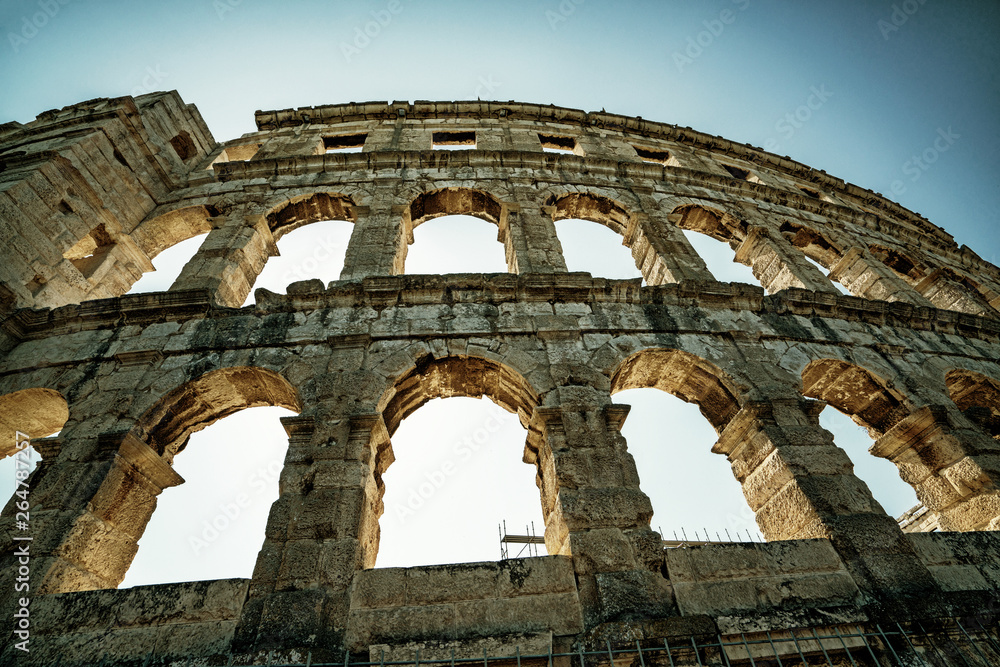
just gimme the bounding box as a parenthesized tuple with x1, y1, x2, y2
(1, 0, 996, 586)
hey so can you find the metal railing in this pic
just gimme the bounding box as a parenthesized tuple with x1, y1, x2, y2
(98, 615, 996, 667)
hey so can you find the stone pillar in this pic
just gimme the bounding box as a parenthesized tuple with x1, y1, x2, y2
(1, 431, 182, 611)
(235, 407, 383, 653)
(713, 397, 943, 611)
(872, 404, 1000, 531)
(339, 199, 408, 280)
(734, 225, 842, 294)
(623, 210, 716, 284)
(525, 387, 673, 626)
(169, 213, 277, 306)
(829, 247, 935, 306)
(913, 269, 999, 317)
(504, 203, 568, 273)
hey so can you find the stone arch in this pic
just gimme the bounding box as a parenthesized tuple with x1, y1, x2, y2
(0, 388, 69, 459)
(265, 191, 356, 241)
(946, 368, 1000, 438)
(409, 187, 503, 229)
(610, 348, 742, 431)
(778, 218, 843, 269)
(547, 192, 632, 235)
(130, 204, 217, 261)
(379, 354, 540, 437)
(669, 203, 748, 245)
(132, 366, 302, 459)
(801, 359, 911, 437)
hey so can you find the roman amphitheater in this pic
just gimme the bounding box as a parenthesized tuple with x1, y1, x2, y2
(1, 92, 998, 665)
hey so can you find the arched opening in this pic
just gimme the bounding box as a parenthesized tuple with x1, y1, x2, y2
(779, 220, 850, 295)
(120, 405, 295, 586)
(670, 205, 761, 287)
(126, 205, 216, 294)
(112, 367, 302, 587)
(244, 220, 353, 304)
(240, 192, 356, 304)
(405, 188, 509, 274)
(126, 233, 209, 294)
(374, 355, 542, 567)
(549, 193, 644, 282)
(801, 359, 920, 520)
(0, 388, 68, 507)
(611, 349, 759, 541)
(946, 369, 1000, 438)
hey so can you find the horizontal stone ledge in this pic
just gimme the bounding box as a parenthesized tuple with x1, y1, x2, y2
(6, 278, 999, 344)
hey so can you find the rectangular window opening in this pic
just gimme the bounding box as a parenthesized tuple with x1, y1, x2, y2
(323, 133, 368, 153)
(538, 133, 578, 154)
(432, 131, 476, 149)
(634, 146, 671, 165)
(207, 143, 262, 169)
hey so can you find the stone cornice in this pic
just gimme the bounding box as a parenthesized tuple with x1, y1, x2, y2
(251, 100, 948, 244)
(4, 278, 998, 349)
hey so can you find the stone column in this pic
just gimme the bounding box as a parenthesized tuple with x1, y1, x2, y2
(734, 225, 842, 293)
(235, 403, 384, 653)
(914, 269, 999, 317)
(525, 387, 673, 626)
(713, 397, 943, 611)
(169, 213, 277, 306)
(504, 203, 568, 273)
(872, 404, 1000, 531)
(1, 431, 182, 611)
(829, 247, 935, 306)
(626, 194, 716, 285)
(339, 197, 408, 280)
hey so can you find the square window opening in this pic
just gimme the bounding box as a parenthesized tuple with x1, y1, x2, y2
(634, 146, 671, 165)
(432, 131, 476, 149)
(539, 133, 578, 154)
(324, 133, 368, 153)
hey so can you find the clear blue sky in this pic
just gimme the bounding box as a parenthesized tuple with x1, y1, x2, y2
(2, 0, 997, 584)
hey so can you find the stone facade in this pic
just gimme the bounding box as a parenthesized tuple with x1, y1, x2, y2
(1, 92, 998, 665)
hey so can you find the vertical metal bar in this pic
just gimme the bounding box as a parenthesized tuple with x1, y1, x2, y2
(635, 641, 646, 667)
(787, 629, 809, 667)
(874, 623, 903, 665)
(810, 627, 834, 666)
(415, 648, 420, 667)
(548, 642, 553, 667)
(517, 645, 522, 667)
(578, 644, 585, 667)
(689, 636, 704, 667)
(347, 648, 353, 667)
(935, 620, 975, 667)
(917, 620, 951, 666)
(381, 647, 387, 667)
(663, 638, 676, 667)
(956, 617, 992, 666)
(831, 627, 859, 667)
(306, 650, 313, 667)
(716, 635, 732, 667)
(606, 640, 615, 666)
(763, 630, 783, 667)
(854, 625, 881, 665)
(894, 622, 923, 664)
(266, 649, 273, 666)
(452, 648, 456, 667)
(738, 633, 756, 667)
